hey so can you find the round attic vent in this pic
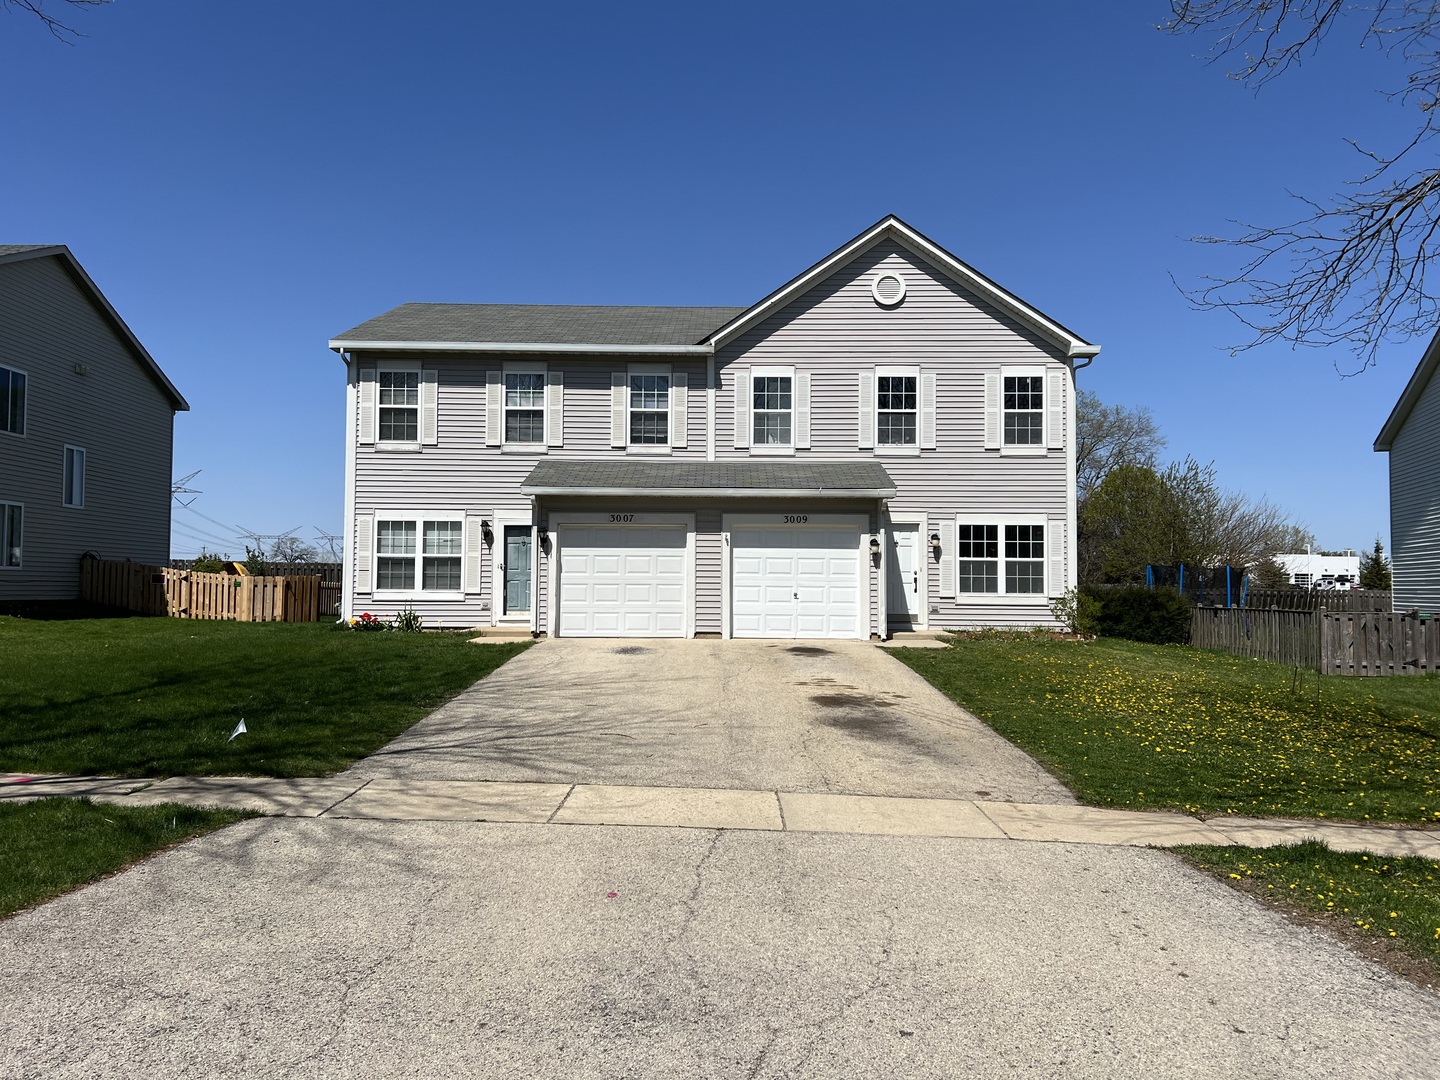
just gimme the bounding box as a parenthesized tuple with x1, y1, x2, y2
(871, 271, 906, 307)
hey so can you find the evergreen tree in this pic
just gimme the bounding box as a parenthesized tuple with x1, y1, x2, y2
(1359, 537, 1392, 591)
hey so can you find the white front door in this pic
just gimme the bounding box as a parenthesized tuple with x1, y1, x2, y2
(887, 523, 921, 623)
(731, 525, 861, 639)
(557, 525, 687, 637)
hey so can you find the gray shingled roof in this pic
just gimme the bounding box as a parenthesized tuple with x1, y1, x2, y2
(520, 460, 896, 497)
(333, 303, 746, 347)
(0, 244, 60, 258)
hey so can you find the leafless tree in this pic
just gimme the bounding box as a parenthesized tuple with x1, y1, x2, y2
(1165, 1, 1440, 369)
(268, 535, 318, 564)
(1075, 390, 1167, 500)
(4, 0, 111, 42)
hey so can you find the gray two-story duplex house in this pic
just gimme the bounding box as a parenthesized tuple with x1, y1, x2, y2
(1375, 328, 1440, 616)
(330, 216, 1100, 638)
(1, 245, 187, 602)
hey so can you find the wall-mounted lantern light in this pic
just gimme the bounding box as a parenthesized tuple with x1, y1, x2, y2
(930, 532, 942, 561)
(868, 536, 881, 556)
(480, 520, 494, 547)
(538, 527, 551, 554)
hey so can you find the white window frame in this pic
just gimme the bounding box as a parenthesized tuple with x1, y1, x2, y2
(502, 361, 548, 451)
(749, 365, 796, 456)
(372, 511, 466, 601)
(62, 445, 85, 509)
(874, 365, 921, 456)
(1000, 365, 1047, 456)
(0, 501, 21, 569)
(0, 364, 26, 438)
(375, 361, 421, 447)
(626, 362, 671, 455)
(954, 514, 1047, 601)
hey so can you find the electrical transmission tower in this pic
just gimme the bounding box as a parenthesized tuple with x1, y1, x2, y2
(171, 469, 202, 508)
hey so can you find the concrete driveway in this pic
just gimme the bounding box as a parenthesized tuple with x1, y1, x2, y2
(341, 638, 1070, 804)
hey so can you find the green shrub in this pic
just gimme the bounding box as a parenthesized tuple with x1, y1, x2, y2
(1081, 585, 1192, 645)
(1050, 587, 1102, 637)
(191, 548, 226, 574)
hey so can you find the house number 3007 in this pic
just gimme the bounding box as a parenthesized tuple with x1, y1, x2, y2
(610, 514, 635, 522)
(783, 515, 809, 524)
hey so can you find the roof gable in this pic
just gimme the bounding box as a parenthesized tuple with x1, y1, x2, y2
(0, 245, 188, 411)
(704, 215, 1099, 360)
(1376, 327, 1440, 451)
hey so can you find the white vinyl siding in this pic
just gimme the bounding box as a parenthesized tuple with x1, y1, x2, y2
(62, 445, 84, 508)
(1389, 360, 1440, 614)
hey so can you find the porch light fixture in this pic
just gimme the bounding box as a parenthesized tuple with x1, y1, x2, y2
(930, 532, 942, 560)
(538, 527, 551, 554)
(480, 520, 493, 547)
(869, 536, 881, 556)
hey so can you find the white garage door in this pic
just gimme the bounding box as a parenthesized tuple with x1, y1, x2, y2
(557, 525, 687, 637)
(731, 525, 862, 639)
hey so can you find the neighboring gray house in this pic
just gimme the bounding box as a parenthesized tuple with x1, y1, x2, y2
(330, 216, 1100, 638)
(0, 245, 188, 601)
(1375, 331, 1440, 616)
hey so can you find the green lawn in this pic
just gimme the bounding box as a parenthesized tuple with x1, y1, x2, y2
(0, 618, 529, 777)
(1177, 841, 1440, 978)
(895, 636, 1440, 823)
(0, 798, 253, 919)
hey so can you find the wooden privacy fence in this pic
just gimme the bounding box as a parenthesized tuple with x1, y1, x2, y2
(81, 559, 321, 622)
(1240, 588, 1391, 613)
(1191, 604, 1438, 676)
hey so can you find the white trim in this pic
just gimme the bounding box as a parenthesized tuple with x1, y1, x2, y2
(342, 365, 358, 618)
(502, 361, 549, 450)
(371, 511, 468, 603)
(722, 512, 871, 642)
(626, 362, 673, 450)
(61, 444, 85, 509)
(874, 364, 921, 452)
(0, 363, 27, 438)
(375, 360, 421, 449)
(545, 511, 696, 639)
(885, 510, 928, 630)
(954, 513, 1049, 599)
(491, 512, 536, 625)
(331, 340, 713, 356)
(999, 364, 1048, 456)
(520, 486, 896, 499)
(1065, 363, 1078, 598)
(871, 270, 906, 307)
(705, 216, 1100, 360)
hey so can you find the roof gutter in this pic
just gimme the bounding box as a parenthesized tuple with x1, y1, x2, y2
(519, 485, 898, 499)
(328, 339, 714, 356)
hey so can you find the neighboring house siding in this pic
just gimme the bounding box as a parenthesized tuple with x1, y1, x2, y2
(1390, 368, 1440, 615)
(0, 256, 174, 600)
(716, 239, 1070, 628)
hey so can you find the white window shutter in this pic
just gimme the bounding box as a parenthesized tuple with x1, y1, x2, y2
(1047, 369, 1066, 450)
(1048, 519, 1066, 597)
(358, 367, 376, 445)
(733, 369, 750, 449)
(984, 372, 1001, 450)
(421, 369, 438, 446)
(547, 369, 564, 447)
(858, 371, 875, 450)
(670, 372, 688, 448)
(921, 371, 937, 450)
(355, 514, 374, 594)
(795, 372, 811, 449)
(486, 370, 503, 448)
(464, 514, 484, 594)
(938, 518, 955, 598)
(611, 372, 627, 448)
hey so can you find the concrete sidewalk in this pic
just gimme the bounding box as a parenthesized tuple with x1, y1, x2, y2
(6, 772, 1440, 857)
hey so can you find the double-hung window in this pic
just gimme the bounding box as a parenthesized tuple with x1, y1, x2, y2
(752, 367, 793, 448)
(378, 368, 419, 443)
(505, 372, 546, 445)
(1003, 370, 1044, 448)
(0, 502, 20, 569)
(629, 372, 669, 446)
(375, 516, 463, 595)
(955, 518, 1045, 596)
(0, 366, 26, 436)
(876, 368, 918, 448)
(63, 446, 85, 508)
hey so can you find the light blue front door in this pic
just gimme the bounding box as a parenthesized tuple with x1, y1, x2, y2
(503, 526, 532, 615)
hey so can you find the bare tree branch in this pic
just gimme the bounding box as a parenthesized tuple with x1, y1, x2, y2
(3, 0, 112, 44)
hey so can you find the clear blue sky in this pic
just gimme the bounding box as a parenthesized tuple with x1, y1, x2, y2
(1, 2, 1420, 558)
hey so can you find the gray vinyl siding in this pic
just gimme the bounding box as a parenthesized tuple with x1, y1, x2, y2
(716, 238, 1070, 629)
(1389, 367, 1440, 615)
(0, 256, 175, 600)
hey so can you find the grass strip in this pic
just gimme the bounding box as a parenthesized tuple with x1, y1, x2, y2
(894, 636, 1440, 822)
(1176, 840, 1440, 988)
(0, 617, 530, 777)
(0, 797, 253, 919)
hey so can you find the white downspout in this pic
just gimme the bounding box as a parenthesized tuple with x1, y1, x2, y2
(707, 354, 716, 462)
(339, 349, 357, 622)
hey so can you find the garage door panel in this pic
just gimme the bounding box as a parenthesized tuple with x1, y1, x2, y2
(557, 525, 688, 638)
(731, 524, 862, 640)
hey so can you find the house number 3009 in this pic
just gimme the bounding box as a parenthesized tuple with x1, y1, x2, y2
(610, 514, 635, 522)
(783, 515, 809, 524)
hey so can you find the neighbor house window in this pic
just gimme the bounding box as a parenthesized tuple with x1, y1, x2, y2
(378, 368, 419, 443)
(376, 517, 463, 593)
(505, 372, 546, 444)
(629, 372, 669, 445)
(956, 519, 1044, 596)
(0, 502, 20, 568)
(877, 370, 917, 446)
(63, 446, 85, 508)
(752, 368, 793, 447)
(0, 366, 25, 436)
(1003, 374, 1044, 446)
